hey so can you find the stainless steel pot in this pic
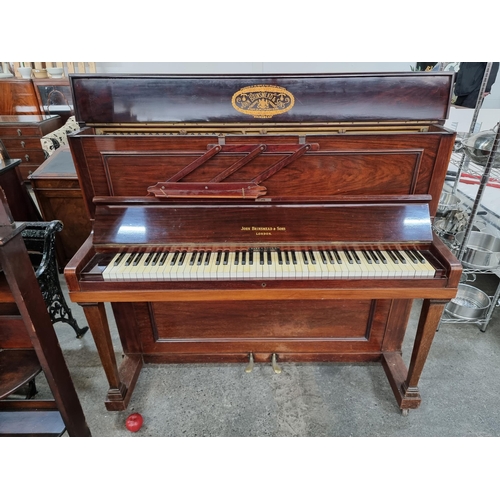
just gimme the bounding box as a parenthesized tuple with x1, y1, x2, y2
(454, 231, 500, 269)
(436, 192, 461, 218)
(463, 129, 500, 168)
(445, 284, 491, 319)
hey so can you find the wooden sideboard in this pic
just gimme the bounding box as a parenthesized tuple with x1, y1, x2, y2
(0, 158, 41, 222)
(29, 146, 92, 268)
(0, 115, 63, 181)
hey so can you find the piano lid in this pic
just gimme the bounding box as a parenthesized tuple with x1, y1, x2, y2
(69, 72, 455, 126)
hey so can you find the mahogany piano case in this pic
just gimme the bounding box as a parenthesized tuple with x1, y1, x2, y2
(64, 73, 462, 414)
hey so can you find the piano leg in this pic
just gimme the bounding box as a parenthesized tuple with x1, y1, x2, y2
(382, 299, 447, 414)
(81, 302, 143, 411)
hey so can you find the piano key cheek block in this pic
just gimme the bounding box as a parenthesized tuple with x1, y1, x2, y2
(64, 73, 462, 414)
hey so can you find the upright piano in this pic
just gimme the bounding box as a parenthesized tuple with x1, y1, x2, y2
(65, 73, 462, 414)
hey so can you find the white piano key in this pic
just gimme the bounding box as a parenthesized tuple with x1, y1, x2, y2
(120, 252, 139, 280)
(205, 251, 219, 280)
(128, 252, 151, 280)
(410, 249, 436, 277)
(379, 250, 401, 278)
(356, 250, 377, 278)
(154, 251, 172, 280)
(103, 252, 125, 281)
(141, 252, 155, 280)
(219, 251, 232, 280)
(274, 251, 284, 279)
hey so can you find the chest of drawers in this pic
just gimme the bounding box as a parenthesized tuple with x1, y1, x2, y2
(0, 115, 63, 181)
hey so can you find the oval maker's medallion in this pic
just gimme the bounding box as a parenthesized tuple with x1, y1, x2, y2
(231, 85, 295, 119)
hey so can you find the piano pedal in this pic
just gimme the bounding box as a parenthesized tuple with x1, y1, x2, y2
(245, 353, 255, 373)
(271, 353, 282, 374)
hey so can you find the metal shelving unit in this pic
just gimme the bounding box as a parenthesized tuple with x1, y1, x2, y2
(439, 125, 500, 331)
(437, 63, 500, 331)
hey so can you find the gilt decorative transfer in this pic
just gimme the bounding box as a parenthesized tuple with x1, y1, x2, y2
(231, 85, 295, 119)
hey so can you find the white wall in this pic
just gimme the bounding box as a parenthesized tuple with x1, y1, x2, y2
(446, 107, 500, 133)
(94, 61, 413, 75)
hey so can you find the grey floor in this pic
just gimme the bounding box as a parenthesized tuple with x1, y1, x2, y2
(36, 275, 500, 437)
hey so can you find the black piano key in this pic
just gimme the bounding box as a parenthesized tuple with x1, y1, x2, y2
(332, 250, 342, 264)
(319, 250, 327, 265)
(412, 249, 426, 263)
(267, 251, 272, 265)
(151, 252, 161, 265)
(343, 250, 353, 264)
(326, 250, 335, 264)
(361, 250, 372, 264)
(368, 250, 379, 264)
(291, 251, 298, 265)
(259, 251, 264, 266)
(375, 250, 387, 264)
(404, 250, 418, 264)
(394, 250, 406, 264)
(223, 251, 229, 265)
(302, 251, 309, 265)
(197, 251, 204, 265)
(189, 251, 197, 265)
(114, 253, 125, 266)
(158, 252, 169, 265)
(351, 250, 361, 264)
(144, 252, 154, 266)
(178, 251, 187, 265)
(249, 250, 254, 265)
(308, 250, 316, 265)
(215, 251, 222, 265)
(125, 253, 137, 266)
(170, 251, 179, 266)
(234, 251, 239, 265)
(277, 250, 283, 265)
(204, 251, 211, 265)
(386, 250, 398, 264)
(284, 251, 290, 265)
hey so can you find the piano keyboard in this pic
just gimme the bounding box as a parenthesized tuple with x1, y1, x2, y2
(102, 248, 436, 281)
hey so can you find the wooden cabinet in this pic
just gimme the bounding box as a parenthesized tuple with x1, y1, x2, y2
(0, 158, 41, 221)
(29, 146, 92, 268)
(0, 77, 74, 123)
(0, 115, 63, 181)
(0, 79, 41, 115)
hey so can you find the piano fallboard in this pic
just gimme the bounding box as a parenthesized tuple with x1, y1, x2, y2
(92, 199, 434, 246)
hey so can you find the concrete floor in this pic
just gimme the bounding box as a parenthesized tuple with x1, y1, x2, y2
(35, 275, 500, 437)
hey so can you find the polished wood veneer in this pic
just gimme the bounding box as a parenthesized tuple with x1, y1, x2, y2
(64, 73, 461, 414)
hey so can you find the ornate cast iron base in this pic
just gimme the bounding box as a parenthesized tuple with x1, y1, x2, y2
(21, 221, 88, 338)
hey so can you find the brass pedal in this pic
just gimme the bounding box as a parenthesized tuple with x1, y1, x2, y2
(245, 353, 254, 373)
(271, 353, 282, 374)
